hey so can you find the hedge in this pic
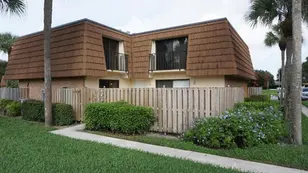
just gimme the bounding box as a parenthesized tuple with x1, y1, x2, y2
(182, 101, 285, 149)
(85, 101, 155, 134)
(0, 99, 21, 117)
(244, 95, 270, 102)
(21, 100, 74, 125)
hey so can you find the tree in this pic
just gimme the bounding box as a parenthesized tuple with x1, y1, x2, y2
(291, 0, 302, 145)
(246, 0, 308, 144)
(250, 70, 275, 89)
(0, 33, 19, 88)
(264, 24, 286, 105)
(44, 0, 53, 127)
(0, 0, 25, 15)
(0, 33, 17, 56)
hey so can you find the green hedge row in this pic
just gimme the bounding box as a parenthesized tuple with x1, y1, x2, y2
(244, 95, 270, 102)
(0, 99, 21, 117)
(85, 101, 155, 134)
(182, 101, 285, 149)
(21, 100, 74, 126)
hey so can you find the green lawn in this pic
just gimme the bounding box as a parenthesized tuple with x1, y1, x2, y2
(87, 115, 308, 170)
(0, 116, 245, 173)
(262, 89, 278, 96)
(303, 101, 308, 107)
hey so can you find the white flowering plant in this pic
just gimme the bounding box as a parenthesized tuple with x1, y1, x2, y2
(181, 101, 285, 149)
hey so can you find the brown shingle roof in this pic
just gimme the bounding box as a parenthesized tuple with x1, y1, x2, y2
(4, 18, 255, 80)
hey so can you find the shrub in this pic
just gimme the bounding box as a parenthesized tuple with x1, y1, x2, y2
(52, 103, 74, 126)
(182, 101, 285, 149)
(85, 101, 155, 134)
(244, 95, 270, 102)
(21, 100, 74, 125)
(6, 101, 21, 117)
(0, 99, 14, 114)
(21, 100, 44, 122)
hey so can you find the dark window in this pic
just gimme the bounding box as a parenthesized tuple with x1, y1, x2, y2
(303, 88, 308, 92)
(103, 37, 119, 70)
(99, 80, 119, 88)
(155, 37, 187, 70)
(156, 80, 173, 88)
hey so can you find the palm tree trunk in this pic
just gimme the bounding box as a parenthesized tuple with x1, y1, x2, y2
(290, 0, 302, 145)
(284, 38, 292, 122)
(280, 50, 285, 105)
(44, 0, 53, 127)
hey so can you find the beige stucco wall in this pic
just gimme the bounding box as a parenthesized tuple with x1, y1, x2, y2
(131, 72, 225, 88)
(20, 77, 85, 100)
(85, 75, 133, 89)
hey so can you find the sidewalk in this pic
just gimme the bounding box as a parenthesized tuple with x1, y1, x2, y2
(302, 104, 308, 117)
(51, 125, 307, 173)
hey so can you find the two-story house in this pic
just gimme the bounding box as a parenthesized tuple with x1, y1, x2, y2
(4, 18, 255, 99)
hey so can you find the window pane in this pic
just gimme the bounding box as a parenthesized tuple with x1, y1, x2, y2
(99, 80, 119, 88)
(173, 80, 190, 88)
(156, 80, 173, 88)
(103, 37, 119, 70)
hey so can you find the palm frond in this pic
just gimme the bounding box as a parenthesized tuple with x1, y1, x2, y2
(0, 0, 25, 16)
(0, 32, 18, 54)
(264, 31, 279, 47)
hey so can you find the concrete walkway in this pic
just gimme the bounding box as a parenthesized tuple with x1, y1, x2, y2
(51, 125, 307, 173)
(302, 104, 308, 117)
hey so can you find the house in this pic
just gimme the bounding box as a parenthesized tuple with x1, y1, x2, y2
(4, 18, 255, 99)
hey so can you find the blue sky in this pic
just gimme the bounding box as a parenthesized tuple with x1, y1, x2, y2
(1, 0, 308, 78)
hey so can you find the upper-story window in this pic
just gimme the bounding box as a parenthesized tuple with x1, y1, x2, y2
(103, 37, 128, 72)
(149, 37, 188, 71)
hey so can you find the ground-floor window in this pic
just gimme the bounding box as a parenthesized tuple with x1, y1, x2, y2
(99, 80, 119, 88)
(156, 79, 189, 88)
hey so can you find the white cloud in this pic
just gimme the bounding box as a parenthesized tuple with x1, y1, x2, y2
(1, 0, 307, 79)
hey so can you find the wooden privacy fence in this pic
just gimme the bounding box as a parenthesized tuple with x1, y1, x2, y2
(247, 87, 262, 97)
(0, 88, 29, 100)
(51, 87, 244, 134)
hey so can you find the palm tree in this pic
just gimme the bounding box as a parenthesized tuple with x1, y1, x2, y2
(264, 25, 286, 105)
(44, 0, 53, 127)
(0, 0, 25, 15)
(291, 0, 302, 145)
(245, 0, 308, 144)
(0, 32, 17, 57)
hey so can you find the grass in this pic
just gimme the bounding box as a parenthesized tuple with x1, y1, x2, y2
(87, 115, 308, 170)
(303, 101, 308, 107)
(262, 89, 278, 96)
(0, 116, 245, 173)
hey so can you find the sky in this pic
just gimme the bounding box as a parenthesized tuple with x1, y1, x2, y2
(1, 0, 308, 79)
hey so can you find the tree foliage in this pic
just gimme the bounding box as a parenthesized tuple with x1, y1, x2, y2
(0, 0, 25, 15)
(249, 70, 275, 89)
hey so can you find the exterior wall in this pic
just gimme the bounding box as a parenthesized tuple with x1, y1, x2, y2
(5, 18, 255, 83)
(131, 19, 238, 79)
(83, 22, 132, 77)
(133, 72, 225, 88)
(225, 76, 248, 96)
(6, 21, 86, 80)
(85, 75, 133, 89)
(20, 77, 85, 100)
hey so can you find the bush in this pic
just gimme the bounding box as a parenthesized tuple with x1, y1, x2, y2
(21, 100, 74, 126)
(6, 101, 21, 117)
(244, 95, 270, 102)
(0, 99, 14, 114)
(85, 101, 155, 134)
(182, 101, 285, 149)
(21, 100, 44, 122)
(52, 103, 74, 126)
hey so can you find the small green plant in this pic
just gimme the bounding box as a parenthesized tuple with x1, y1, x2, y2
(6, 101, 21, 117)
(85, 101, 155, 134)
(182, 101, 285, 149)
(244, 95, 270, 102)
(52, 103, 74, 126)
(0, 99, 14, 114)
